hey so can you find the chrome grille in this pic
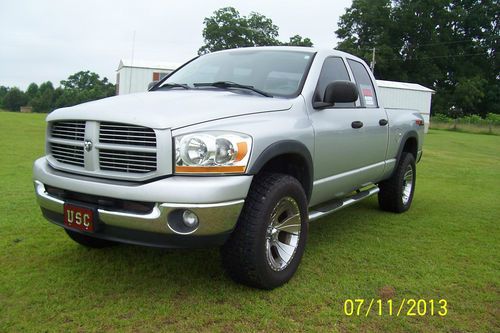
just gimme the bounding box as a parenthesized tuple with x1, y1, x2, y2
(48, 120, 161, 178)
(99, 150, 156, 173)
(99, 122, 156, 146)
(49, 143, 84, 167)
(51, 121, 85, 141)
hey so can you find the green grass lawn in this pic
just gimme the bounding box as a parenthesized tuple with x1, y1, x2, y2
(0, 110, 499, 332)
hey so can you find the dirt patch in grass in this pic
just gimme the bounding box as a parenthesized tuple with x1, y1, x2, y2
(378, 286, 396, 300)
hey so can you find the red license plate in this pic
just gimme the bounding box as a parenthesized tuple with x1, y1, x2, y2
(64, 203, 95, 232)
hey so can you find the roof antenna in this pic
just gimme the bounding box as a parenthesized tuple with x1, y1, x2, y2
(128, 30, 136, 94)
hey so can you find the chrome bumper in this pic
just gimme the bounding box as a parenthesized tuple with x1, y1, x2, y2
(33, 157, 251, 247)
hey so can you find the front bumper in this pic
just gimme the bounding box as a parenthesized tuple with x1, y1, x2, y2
(33, 157, 252, 248)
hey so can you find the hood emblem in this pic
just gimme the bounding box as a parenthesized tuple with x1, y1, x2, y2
(84, 140, 93, 152)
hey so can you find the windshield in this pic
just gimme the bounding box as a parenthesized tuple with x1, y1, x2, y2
(160, 50, 315, 97)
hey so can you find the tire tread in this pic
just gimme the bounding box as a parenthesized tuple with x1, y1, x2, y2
(378, 152, 416, 213)
(221, 173, 307, 289)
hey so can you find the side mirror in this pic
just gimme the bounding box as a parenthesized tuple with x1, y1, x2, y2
(314, 81, 358, 109)
(148, 80, 159, 90)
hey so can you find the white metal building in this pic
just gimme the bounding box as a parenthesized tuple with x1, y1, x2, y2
(116, 59, 181, 95)
(376, 80, 435, 133)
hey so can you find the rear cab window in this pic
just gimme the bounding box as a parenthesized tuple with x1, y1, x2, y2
(347, 59, 378, 108)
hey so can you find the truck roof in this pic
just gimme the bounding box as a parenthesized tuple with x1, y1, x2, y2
(211, 46, 363, 61)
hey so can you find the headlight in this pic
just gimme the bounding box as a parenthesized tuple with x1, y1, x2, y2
(174, 131, 252, 174)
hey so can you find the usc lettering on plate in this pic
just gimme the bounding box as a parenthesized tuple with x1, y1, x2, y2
(63, 204, 94, 232)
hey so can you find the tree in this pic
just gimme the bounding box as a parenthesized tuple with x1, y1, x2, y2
(0, 86, 9, 108)
(2, 88, 27, 111)
(336, 0, 406, 80)
(26, 83, 39, 100)
(198, 7, 279, 54)
(31, 81, 55, 112)
(56, 71, 115, 109)
(335, 0, 499, 116)
(199, 7, 313, 54)
(60, 71, 112, 92)
(453, 76, 487, 114)
(283, 35, 314, 47)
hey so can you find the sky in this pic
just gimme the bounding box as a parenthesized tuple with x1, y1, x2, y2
(0, 0, 352, 89)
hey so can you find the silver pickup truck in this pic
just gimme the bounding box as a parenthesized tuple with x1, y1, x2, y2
(33, 47, 424, 289)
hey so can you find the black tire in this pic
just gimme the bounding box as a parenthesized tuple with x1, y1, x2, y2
(378, 152, 416, 213)
(65, 229, 116, 248)
(221, 173, 308, 289)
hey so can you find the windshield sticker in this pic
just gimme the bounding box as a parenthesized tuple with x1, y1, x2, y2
(360, 84, 375, 107)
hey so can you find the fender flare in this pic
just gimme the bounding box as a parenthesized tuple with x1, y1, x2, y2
(248, 140, 314, 200)
(393, 130, 419, 171)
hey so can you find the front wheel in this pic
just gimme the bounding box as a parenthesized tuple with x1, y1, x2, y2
(221, 173, 308, 289)
(378, 152, 416, 213)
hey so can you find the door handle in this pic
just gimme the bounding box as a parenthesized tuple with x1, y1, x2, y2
(379, 119, 388, 126)
(351, 121, 364, 129)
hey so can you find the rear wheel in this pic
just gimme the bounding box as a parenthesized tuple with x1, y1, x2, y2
(221, 173, 308, 289)
(65, 229, 116, 248)
(378, 152, 416, 213)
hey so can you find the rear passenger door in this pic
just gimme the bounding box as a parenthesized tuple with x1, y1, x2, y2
(309, 57, 389, 205)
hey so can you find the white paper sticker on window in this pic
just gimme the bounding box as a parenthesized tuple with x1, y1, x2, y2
(360, 84, 375, 107)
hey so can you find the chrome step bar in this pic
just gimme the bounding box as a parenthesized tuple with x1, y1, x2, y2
(308, 186, 380, 222)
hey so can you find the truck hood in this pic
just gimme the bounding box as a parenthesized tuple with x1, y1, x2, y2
(47, 90, 293, 129)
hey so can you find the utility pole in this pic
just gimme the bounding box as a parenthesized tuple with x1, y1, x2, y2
(370, 47, 376, 73)
(128, 30, 136, 94)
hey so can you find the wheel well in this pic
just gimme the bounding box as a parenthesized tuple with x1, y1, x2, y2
(402, 137, 418, 159)
(257, 153, 312, 202)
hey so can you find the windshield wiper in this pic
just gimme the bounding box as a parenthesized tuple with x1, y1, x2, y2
(193, 81, 272, 97)
(157, 83, 190, 90)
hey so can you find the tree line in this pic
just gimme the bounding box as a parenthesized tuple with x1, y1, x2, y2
(2, 3, 496, 117)
(0, 71, 115, 113)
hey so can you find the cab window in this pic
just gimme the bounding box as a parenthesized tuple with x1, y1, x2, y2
(315, 57, 355, 108)
(347, 59, 378, 108)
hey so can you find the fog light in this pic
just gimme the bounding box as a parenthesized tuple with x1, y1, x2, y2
(167, 209, 200, 235)
(182, 210, 199, 228)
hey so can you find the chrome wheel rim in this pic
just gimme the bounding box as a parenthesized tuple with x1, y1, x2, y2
(402, 164, 414, 205)
(265, 197, 302, 271)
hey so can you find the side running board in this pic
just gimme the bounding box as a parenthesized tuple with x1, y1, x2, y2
(308, 186, 380, 222)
